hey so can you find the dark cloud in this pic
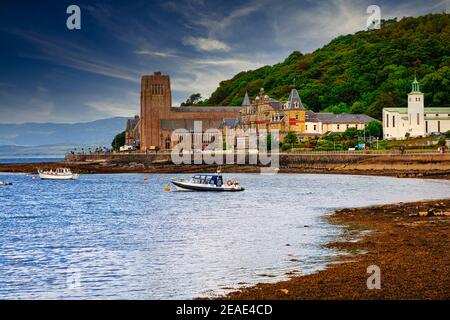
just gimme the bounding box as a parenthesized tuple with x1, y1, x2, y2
(0, 0, 447, 123)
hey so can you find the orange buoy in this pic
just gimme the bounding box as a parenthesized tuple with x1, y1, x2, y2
(164, 186, 171, 191)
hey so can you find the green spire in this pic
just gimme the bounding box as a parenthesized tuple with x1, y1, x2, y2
(412, 76, 420, 93)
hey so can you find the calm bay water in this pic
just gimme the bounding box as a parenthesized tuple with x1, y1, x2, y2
(0, 173, 449, 299)
(0, 157, 64, 164)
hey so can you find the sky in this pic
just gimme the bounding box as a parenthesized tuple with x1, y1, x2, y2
(0, 0, 448, 124)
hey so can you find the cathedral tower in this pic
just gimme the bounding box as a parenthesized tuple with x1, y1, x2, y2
(140, 72, 172, 151)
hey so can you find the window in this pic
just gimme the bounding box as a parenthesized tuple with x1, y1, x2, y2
(346, 124, 349, 129)
(417, 113, 420, 125)
(386, 114, 389, 127)
(306, 125, 308, 131)
(425, 121, 428, 133)
(313, 125, 317, 131)
(295, 114, 299, 120)
(438, 121, 441, 132)
(436, 114, 439, 117)
(337, 124, 340, 130)
(392, 115, 395, 128)
(151, 84, 164, 95)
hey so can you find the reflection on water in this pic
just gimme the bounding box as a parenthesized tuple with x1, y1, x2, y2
(0, 173, 449, 299)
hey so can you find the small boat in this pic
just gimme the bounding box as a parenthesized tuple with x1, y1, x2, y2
(38, 168, 80, 180)
(0, 181, 13, 186)
(171, 169, 244, 192)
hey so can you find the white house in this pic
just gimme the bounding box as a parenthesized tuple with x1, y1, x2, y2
(383, 78, 450, 140)
(304, 111, 374, 136)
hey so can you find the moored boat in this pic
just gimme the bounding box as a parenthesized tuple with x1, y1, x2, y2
(0, 181, 13, 186)
(171, 170, 244, 192)
(38, 168, 80, 180)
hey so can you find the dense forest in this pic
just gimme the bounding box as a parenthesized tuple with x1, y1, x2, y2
(198, 13, 449, 120)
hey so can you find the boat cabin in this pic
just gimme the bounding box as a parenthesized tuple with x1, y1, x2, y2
(192, 174, 223, 187)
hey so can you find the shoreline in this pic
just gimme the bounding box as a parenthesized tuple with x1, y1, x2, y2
(217, 198, 450, 300)
(1, 157, 450, 179)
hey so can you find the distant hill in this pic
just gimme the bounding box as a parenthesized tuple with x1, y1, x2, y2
(0, 117, 128, 146)
(204, 13, 449, 119)
(0, 144, 98, 158)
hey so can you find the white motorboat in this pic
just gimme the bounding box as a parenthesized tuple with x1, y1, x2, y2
(171, 169, 244, 192)
(38, 168, 80, 180)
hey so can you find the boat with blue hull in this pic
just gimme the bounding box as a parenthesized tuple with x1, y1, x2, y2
(171, 170, 244, 192)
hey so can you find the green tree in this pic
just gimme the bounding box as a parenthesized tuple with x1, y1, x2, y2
(349, 101, 366, 114)
(181, 93, 202, 106)
(111, 131, 125, 150)
(283, 132, 298, 145)
(365, 121, 383, 138)
(421, 66, 450, 108)
(323, 102, 350, 114)
(343, 127, 359, 140)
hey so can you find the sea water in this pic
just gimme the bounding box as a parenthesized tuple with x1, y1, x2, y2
(0, 173, 449, 299)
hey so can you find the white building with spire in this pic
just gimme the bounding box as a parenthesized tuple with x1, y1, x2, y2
(383, 78, 450, 140)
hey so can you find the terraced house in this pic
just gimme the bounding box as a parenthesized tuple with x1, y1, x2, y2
(236, 87, 374, 140)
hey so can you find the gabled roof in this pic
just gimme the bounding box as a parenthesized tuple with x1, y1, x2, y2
(126, 116, 140, 131)
(287, 89, 305, 110)
(306, 111, 375, 124)
(269, 100, 283, 110)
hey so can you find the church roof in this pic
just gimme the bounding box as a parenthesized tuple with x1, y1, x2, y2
(287, 88, 305, 110)
(242, 92, 250, 106)
(384, 107, 450, 114)
(161, 119, 225, 131)
(171, 106, 240, 112)
(383, 108, 408, 114)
